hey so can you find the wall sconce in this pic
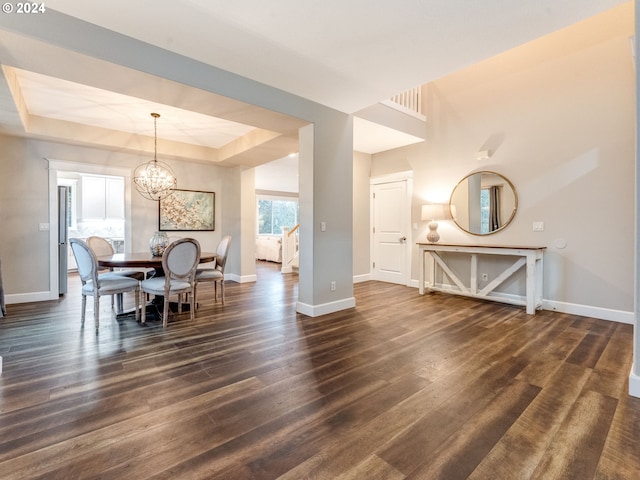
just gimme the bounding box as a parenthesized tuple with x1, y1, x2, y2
(421, 203, 449, 243)
(477, 149, 491, 161)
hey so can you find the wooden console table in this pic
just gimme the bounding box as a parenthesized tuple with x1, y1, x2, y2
(418, 243, 545, 314)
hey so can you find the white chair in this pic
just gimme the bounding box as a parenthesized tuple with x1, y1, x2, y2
(69, 238, 140, 329)
(196, 235, 231, 305)
(87, 235, 151, 311)
(140, 238, 201, 328)
(86, 236, 152, 281)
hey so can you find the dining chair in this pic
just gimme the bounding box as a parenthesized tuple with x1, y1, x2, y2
(69, 238, 140, 329)
(86, 236, 152, 280)
(196, 235, 231, 305)
(87, 235, 152, 311)
(140, 238, 201, 328)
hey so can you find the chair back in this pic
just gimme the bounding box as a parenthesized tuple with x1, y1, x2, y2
(215, 235, 232, 273)
(86, 236, 115, 257)
(163, 238, 201, 281)
(70, 238, 99, 286)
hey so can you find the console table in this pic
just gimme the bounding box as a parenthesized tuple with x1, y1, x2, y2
(418, 243, 545, 314)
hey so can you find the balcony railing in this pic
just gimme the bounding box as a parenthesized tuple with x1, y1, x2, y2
(382, 86, 426, 120)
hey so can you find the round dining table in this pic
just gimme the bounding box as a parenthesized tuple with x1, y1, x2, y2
(98, 251, 217, 277)
(97, 251, 217, 322)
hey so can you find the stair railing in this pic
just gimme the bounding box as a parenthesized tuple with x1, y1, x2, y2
(281, 224, 299, 273)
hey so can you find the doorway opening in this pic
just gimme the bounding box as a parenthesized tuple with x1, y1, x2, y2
(58, 172, 127, 271)
(47, 159, 133, 298)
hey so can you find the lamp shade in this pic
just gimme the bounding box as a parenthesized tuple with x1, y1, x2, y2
(421, 204, 448, 221)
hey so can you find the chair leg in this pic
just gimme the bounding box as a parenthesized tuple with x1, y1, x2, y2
(193, 284, 198, 309)
(221, 280, 225, 304)
(93, 296, 100, 330)
(190, 288, 195, 321)
(163, 296, 169, 328)
(81, 294, 87, 325)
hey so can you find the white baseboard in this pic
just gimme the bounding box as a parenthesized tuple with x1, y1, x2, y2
(5, 291, 57, 305)
(297, 297, 356, 317)
(225, 273, 256, 284)
(353, 273, 371, 283)
(542, 299, 634, 324)
(629, 368, 640, 398)
(411, 280, 634, 324)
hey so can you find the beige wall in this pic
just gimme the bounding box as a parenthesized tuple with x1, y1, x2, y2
(353, 151, 372, 279)
(371, 3, 635, 317)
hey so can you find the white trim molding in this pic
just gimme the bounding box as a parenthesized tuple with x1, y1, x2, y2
(410, 279, 634, 324)
(629, 367, 640, 397)
(5, 291, 55, 305)
(226, 273, 257, 284)
(297, 297, 356, 317)
(353, 273, 371, 283)
(542, 299, 634, 325)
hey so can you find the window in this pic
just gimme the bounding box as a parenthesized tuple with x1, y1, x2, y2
(480, 185, 502, 234)
(257, 197, 298, 235)
(480, 188, 490, 234)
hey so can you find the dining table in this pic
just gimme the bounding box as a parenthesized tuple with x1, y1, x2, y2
(97, 251, 217, 321)
(98, 251, 217, 277)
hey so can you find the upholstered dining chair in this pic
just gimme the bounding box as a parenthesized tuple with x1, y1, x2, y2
(87, 235, 152, 311)
(140, 238, 201, 328)
(70, 238, 140, 329)
(196, 235, 231, 305)
(86, 236, 152, 280)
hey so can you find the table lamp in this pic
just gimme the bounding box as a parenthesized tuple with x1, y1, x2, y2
(421, 204, 448, 243)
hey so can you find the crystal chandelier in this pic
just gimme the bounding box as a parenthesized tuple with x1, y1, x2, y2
(134, 113, 177, 201)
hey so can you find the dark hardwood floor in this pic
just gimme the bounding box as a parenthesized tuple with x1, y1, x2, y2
(1, 261, 639, 479)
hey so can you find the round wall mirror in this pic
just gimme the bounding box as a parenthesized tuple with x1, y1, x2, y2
(449, 171, 517, 235)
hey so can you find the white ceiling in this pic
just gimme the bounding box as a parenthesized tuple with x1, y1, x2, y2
(0, 0, 627, 169)
(45, 0, 627, 113)
(13, 68, 256, 149)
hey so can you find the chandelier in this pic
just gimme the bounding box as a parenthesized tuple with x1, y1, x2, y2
(134, 113, 177, 201)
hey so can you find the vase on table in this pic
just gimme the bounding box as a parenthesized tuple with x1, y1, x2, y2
(149, 231, 169, 256)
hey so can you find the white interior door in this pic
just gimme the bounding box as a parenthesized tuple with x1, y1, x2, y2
(371, 179, 410, 285)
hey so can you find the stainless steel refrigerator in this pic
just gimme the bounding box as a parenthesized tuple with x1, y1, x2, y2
(58, 185, 69, 295)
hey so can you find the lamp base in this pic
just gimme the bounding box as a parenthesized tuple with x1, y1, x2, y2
(426, 221, 440, 243)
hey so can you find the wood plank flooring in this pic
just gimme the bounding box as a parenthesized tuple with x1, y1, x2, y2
(0, 261, 639, 479)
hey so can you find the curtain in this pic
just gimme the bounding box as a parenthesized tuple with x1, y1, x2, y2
(489, 186, 501, 232)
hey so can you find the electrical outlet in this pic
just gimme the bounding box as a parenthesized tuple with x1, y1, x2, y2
(330, 281, 336, 291)
(533, 221, 544, 232)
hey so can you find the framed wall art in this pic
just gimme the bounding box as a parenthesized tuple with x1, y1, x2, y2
(159, 189, 215, 231)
